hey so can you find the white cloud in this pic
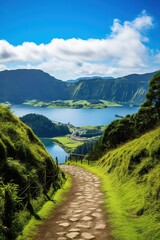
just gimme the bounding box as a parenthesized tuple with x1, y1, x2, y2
(133, 10, 153, 30)
(154, 52, 160, 62)
(0, 11, 159, 80)
(0, 64, 8, 71)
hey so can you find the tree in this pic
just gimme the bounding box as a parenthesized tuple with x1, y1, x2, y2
(142, 72, 160, 110)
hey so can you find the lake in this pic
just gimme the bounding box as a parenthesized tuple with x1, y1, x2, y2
(11, 104, 139, 163)
(40, 138, 69, 164)
(11, 104, 139, 127)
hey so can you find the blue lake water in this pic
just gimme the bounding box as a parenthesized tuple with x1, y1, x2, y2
(11, 104, 139, 163)
(11, 104, 139, 127)
(40, 138, 69, 164)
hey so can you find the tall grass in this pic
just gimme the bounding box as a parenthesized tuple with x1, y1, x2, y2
(70, 126, 160, 240)
(16, 174, 71, 240)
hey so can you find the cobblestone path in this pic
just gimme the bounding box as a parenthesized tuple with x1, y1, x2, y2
(33, 165, 113, 240)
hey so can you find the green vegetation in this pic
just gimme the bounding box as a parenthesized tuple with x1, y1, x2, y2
(0, 69, 157, 106)
(24, 99, 121, 109)
(0, 105, 65, 239)
(87, 72, 160, 161)
(51, 125, 105, 153)
(69, 126, 160, 239)
(98, 126, 160, 240)
(70, 72, 156, 105)
(73, 125, 105, 138)
(67, 72, 160, 239)
(81, 125, 106, 131)
(52, 136, 83, 152)
(20, 114, 70, 137)
(72, 125, 106, 155)
(73, 139, 96, 156)
(17, 174, 71, 240)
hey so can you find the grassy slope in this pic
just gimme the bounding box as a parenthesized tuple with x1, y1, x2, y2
(17, 174, 71, 240)
(52, 136, 83, 152)
(0, 105, 65, 239)
(71, 126, 160, 240)
(98, 126, 160, 240)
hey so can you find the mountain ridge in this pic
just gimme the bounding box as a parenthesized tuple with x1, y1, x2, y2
(0, 69, 158, 105)
(67, 76, 114, 83)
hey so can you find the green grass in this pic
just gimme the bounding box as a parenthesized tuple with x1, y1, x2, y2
(81, 125, 106, 131)
(16, 174, 72, 240)
(23, 99, 122, 109)
(52, 136, 83, 152)
(69, 126, 160, 240)
(0, 104, 67, 239)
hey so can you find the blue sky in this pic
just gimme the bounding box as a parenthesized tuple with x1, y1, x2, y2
(0, 0, 160, 80)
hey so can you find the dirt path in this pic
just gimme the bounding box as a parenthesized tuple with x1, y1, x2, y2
(32, 165, 113, 240)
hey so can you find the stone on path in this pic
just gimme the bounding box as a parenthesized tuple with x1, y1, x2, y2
(32, 165, 113, 240)
(95, 223, 106, 230)
(81, 232, 95, 239)
(69, 217, 79, 222)
(69, 228, 80, 232)
(56, 232, 66, 236)
(66, 232, 80, 239)
(76, 223, 91, 229)
(81, 216, 93, 221)
(59, 222, 70, 227)
(91, 212, 102, 218)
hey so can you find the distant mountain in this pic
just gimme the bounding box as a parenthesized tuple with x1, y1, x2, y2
(0, 69, 71, 103)
(0, 69, 158, 105)
(67, 76, 114, 83)
(71, 72, 158, 105)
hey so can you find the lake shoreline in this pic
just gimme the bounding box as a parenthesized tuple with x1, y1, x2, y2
(11, 104, 139, 127)
(11, 104, 139, 163)
(23, 99, 123, 109)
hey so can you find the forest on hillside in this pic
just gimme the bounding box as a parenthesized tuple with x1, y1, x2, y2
(20, 114, 70, 137)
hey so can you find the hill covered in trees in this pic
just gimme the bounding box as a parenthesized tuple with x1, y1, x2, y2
(87, 71, 160, 161)
(0, 69, 157, 105)
(0, 105, 64, 239)
(20, 114, 70, 137)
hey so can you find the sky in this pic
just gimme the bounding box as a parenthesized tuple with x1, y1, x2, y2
(0, 0, 160, 80)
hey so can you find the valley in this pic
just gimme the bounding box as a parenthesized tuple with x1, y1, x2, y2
(11, 104, 139, 163)
(1, 0, 160, 239)
(0, 70, 160, 240)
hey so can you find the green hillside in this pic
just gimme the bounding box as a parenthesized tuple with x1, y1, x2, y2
(0, 105, 64, 239)
(78, 71, 160, 239)
(87, 72, 160, 161)
(20, 114, 70, 137)
(70, 72, 157, 105)
(97, 126, 160, 239)
(0, 69, 70, 103)
(0, 69, 157, 106)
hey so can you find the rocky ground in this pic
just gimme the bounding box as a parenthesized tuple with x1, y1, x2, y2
(32, 165, 113, 240)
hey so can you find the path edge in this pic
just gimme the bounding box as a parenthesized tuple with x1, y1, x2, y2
(16, 174, 72, 240)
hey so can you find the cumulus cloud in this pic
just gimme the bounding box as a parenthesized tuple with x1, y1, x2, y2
(0, 11, 159, 80)
(133, 10, 153, 30)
